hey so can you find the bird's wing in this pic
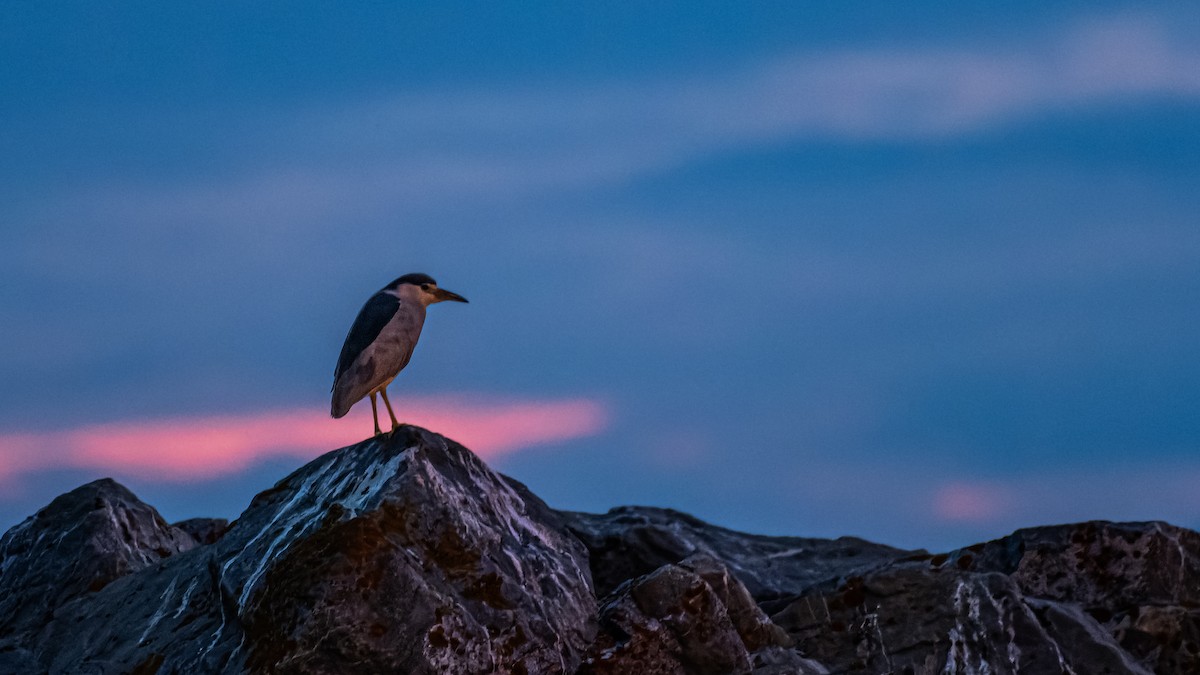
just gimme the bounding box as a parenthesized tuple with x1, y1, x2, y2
(333, 291, 400, 386)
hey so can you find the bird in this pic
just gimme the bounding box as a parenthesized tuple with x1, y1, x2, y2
(332, 273, 468, 436)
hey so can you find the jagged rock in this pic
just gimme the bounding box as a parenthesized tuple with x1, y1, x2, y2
(1024, 598, 1154, 674)
(237, 427, 595, 674)
(770, 522, 1200, 674)
(1117, 605, 1200, 674)
(3, 430, 1200, 674)
(958, 521, 1200, 673)
(174, 517, 230, 545)
(6, 427, 595, 674)
(960, 521, 1200, 609)
(580, 555, 820, 675)
(566, 506, 910, 610)
(0, 477, 196, 654)
(773, 565, 1089, 674)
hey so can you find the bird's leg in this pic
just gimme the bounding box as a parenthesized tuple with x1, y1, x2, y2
(379, 388, 401, 433)
(370, 393, 382, 437)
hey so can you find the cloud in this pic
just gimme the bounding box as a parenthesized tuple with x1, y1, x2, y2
(30, 12, 1200, 231)
(737, 13, 1200, 141)
(0, 396, 607, 487)
(931, 461, 1200, 529)
(932, 481, 1017, 523)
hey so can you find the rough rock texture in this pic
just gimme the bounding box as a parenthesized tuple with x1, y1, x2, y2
(236, 428, 594, 674)
(566, 506, 910, 610)
(580, 555, 822, 675)
(773, 565, 1084, 674)
(964, 521, 1200, 674)
(1, 427, 594, 674)
(174, 517, 230, 545)
(2, 428, 1198, 674)
(0, 478, 196, 663)
(769, 521, 1200, 674)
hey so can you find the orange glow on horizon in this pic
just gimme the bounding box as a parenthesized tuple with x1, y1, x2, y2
(0, 396, 607, 484)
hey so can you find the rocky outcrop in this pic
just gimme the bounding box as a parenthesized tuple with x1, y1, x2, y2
(235, 428, 594, 674)
(0, 478, 198, 672)
(173, 517, 230, 545)
(1, 427, 594, 674)
(964, 521, 1200, 674)
(566, 506, 909, 610)
(580, 555, 821, 675)
(1, 427, 1197, 674)
(768, 522, 1200, 674)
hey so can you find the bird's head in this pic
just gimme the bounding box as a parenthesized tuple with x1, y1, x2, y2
(386, 273, 469, 306)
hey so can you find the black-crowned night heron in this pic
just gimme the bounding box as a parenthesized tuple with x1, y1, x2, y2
(332, 273, 468, 436)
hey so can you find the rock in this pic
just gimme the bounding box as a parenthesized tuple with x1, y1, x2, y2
(580, 555, 820, 675)
(4, 430, 1200, 674)
(1024, 598, 1154, 674)
(237, 427, 595, 674)
(5, 427, 595, 674)
(0, 477, 196, 650)
(770, 521, 1200, 674)
(962, 521, 1200, 609)
(960, 520, 1200, 673)
(173, 517, 230, 545)
(566, 506, 911, 610)
(773, 565, 1090, 674)
(1117, 604, 1200, 674)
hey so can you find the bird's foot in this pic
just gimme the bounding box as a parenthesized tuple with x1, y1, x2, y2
(389, 422, 405, 434)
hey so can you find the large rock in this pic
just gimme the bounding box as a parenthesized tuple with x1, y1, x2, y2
(772, 564, 1106, 674)
(5, 427, 595, 674)
(580, 555, 820, 675)
(770, 522, 1200, 674)
(3, 429, 1200, 674)
(0, 477, 196, 663)
(235, 427, 595, 674)
(173, 517, 230, 545)
(960, 521, 1200, 674)
(961, 521, 1200, 609)
(566, 506, 910, 610)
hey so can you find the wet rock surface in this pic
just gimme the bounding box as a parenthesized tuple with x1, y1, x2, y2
(1, 428, 1197, 673)
(235, 427, 595, 674)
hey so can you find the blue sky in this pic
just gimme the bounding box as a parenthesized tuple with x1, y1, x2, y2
(2, 2, 1199, 550)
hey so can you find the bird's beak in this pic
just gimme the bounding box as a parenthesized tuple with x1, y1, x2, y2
(434, 288, 469, 304)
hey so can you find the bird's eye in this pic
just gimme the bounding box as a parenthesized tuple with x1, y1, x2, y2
(421, 284, 430, 291)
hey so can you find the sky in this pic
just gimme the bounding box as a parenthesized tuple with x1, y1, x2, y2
(2, 2, 1199, 551)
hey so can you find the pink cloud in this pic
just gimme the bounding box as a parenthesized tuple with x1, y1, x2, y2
(932, 481, 1016, 523)
(0, 396, 607, 486)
